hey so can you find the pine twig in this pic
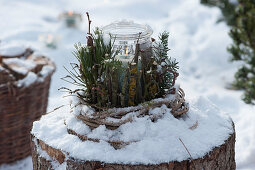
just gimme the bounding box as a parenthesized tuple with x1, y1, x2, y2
(44, 104, 67, 115)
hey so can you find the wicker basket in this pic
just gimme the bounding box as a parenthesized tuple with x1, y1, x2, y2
(0, 49, 55, 164)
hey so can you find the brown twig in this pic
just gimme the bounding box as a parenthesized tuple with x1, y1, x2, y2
(76, 88, 188, 130)
(189, 120, 198, 130)
(86, 12, 93, 47)
(44, 104, 66, 115)
(179, 138, 195, 168)
(86, 12, 92, 35)
(67, 128, 136, 149)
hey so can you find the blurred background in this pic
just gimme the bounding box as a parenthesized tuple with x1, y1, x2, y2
(0, 0, 254, 169)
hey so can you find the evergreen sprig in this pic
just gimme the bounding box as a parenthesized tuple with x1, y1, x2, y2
(153, 31, 179, 96)
(62, 28, 123, 106)
(62, 14, 179, 109)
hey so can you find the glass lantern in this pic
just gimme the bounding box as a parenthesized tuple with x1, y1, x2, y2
(102, 20, 153, 63)
(59, 11, 82, 28)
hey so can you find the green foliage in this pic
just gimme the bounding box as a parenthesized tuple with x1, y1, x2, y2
(63, 28, 179, 109)
(228, 1, 255, 104)
(62, 28, 123, 107)
(153, 31, 179, 96)
(201, 0, 255, 105)
(200, 0, 237, 26)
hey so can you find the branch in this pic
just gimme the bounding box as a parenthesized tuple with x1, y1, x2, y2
(86, 12, 92, 35)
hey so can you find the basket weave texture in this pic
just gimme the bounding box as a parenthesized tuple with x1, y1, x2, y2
(0, 50, 55, 164)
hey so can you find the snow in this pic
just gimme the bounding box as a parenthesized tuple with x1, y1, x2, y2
(0, 0, 254, 169)
(65, 113, 91, 135)
(0, 43, 26, 57)
(3, 58, 36, 75)
(0, 157, 32, 170)
(70, 90, 177, 122)
(0, 66, 4, 71)
(0, 50, 55, 87)
(17, 72, 37, 87)
(14, 64, 55, 87)
(39, 65, 55, 79)
(31, 96, 233, 164)
(33, 138, 67, 169)
(71, 97, 95, 116)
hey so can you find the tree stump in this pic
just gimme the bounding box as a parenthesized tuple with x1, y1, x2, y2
(31, 97, 236, 170)
(31, 132, 235, 170)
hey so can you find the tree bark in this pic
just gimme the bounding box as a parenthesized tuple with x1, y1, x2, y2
(31, 130, 236, 170)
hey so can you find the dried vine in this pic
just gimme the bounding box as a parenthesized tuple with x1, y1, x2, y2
(75, 87, 188, 130)
(61, 14, 189, 144)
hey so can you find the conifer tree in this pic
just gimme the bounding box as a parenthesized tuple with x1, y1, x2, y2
(201, 0, 255, 104)
(228, 1, 255, 104)
(201, 0, 237, 26)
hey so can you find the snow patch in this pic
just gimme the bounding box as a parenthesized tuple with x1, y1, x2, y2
(39, 65, 55, 78)
(70, 96, 95, 116)
(31, 96, 233, 165)
(0, 43, 26, 57)
(17, 72, 37, 87)
(3, 58, 36, 75)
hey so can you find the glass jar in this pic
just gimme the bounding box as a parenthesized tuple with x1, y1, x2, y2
(59, 11, 82, 28)
(102, 20, 153, 55)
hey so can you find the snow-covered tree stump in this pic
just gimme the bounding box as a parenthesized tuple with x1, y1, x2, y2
(0, 44, 55, 164)
(31, 96, 236, 170)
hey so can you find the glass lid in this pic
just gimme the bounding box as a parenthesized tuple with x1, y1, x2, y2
(102, 20, 153, 41)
